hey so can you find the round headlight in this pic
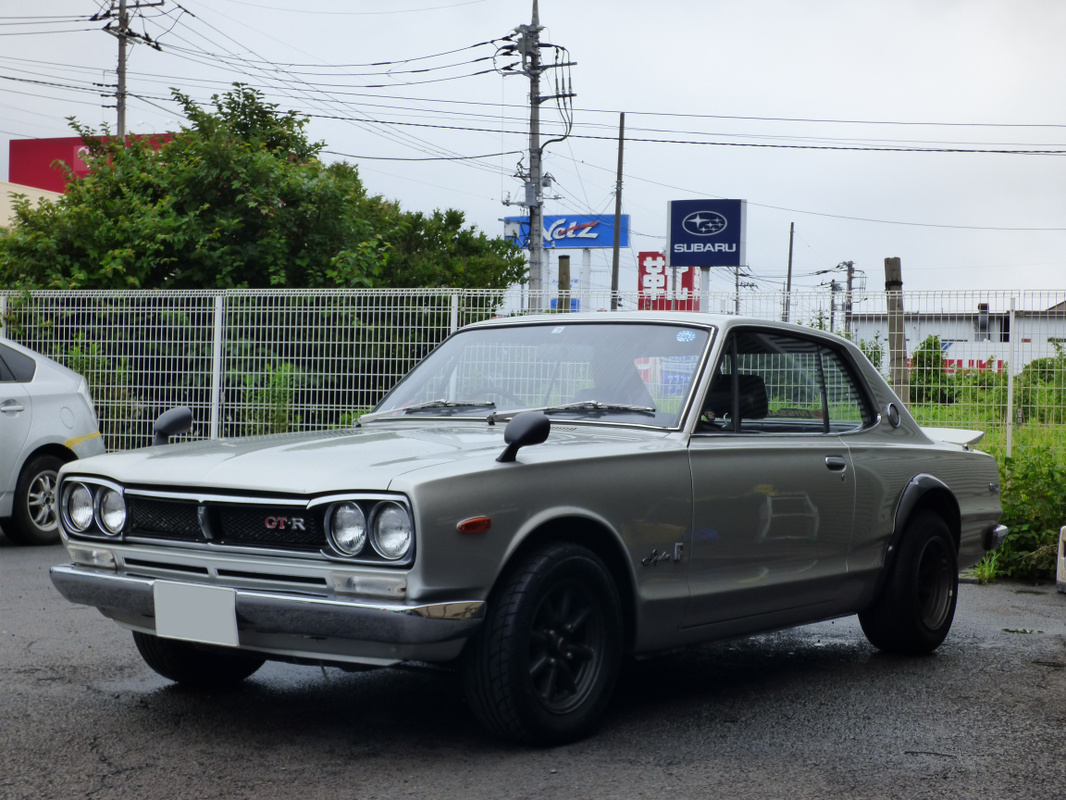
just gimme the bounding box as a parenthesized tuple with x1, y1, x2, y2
(66, 483, 94, 532)
(371, 502, 413, 561)
(329, 502, 367, 556)
(98, 489, 127, 535)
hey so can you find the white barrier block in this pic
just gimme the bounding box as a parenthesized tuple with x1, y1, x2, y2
(1058, 526, 1066, 594)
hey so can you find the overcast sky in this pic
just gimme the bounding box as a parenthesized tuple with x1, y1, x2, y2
(3, 0, 1065, 299)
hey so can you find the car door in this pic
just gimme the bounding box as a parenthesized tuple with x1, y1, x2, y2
(0, 344, 34, 494)
(682, 327, 874, 630)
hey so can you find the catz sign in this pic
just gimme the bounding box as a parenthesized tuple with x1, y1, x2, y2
(504, 215, 629, 250)
(667, 199, 746, 268)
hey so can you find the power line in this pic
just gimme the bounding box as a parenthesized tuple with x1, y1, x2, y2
(321, 148, 522, 162)
(217, 0, 489, 15)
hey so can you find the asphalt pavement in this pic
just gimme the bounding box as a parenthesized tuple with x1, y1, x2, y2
(2, 532, 1065, 800)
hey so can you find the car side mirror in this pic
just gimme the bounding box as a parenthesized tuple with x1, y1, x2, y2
(153, 406, 193, 446)
(497, 412, 550, 463)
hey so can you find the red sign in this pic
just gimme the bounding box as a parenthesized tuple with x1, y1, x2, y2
(9, 137, 89, 192)
(637, 251, 700, 311)
(9, 134, 171, 192)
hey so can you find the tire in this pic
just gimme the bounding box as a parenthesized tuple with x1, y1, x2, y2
(463, 542, 623, 746)
(859, 511, 958, 655)
(133, 631, 265, 688)
(7, 454, 66, 546)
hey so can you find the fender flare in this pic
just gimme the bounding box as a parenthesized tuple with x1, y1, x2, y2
(872, 473, 960, 598)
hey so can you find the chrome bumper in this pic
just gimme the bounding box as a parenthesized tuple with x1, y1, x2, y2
(49, 564, 485, 645)
(985, 524, 1009, 551)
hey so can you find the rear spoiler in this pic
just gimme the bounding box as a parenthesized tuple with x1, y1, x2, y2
(919, 427, 985, 447)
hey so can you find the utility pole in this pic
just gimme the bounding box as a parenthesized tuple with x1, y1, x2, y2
(98, 0, 164, 137)
(610, 112, 624, 310)
(522, 2, 545, 305)
(117, 0, 128, 136)
(503, 1, 575, 310)
(842, 260, 855, 335)
(885, 257, 908, 402)
(828, 279, 841, 331)
(784, 222, 794, 322)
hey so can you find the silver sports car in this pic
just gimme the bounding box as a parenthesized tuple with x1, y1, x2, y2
(50, 312, 1006, 744)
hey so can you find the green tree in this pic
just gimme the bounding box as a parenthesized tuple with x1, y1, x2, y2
(0, 85, 523, 291)
(372, 207, 526, 289)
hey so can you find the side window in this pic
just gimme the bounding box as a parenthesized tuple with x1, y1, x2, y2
(0, 343, 38, 383)
(700, 329, 872, 434)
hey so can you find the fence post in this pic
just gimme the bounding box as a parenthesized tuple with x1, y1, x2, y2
(0, 295, 6, 339)
(450, 293, 460, 333)
(1006, 295, 1016, 458)
(209, 294, 225, 439)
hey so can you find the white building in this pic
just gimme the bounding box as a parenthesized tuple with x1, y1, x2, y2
(847, 299, 1066, 375)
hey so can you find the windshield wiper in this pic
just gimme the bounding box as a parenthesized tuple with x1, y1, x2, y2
(490, 400, 656, 423)
(402, 399, 497, 415)
(359, 399, 496, 422)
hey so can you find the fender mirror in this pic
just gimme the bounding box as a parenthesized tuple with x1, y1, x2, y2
(497, 411, 550, 463)
(153, 406, 193, 446)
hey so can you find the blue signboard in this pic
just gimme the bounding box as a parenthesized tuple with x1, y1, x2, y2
(667, 199, 746, 268)
(504, 215, 629, 250)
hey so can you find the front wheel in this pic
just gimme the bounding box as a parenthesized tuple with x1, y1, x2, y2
(859, 511, 958, 655)
(133, 632, 265, 688)
(463, 542, 623, 745)
(7, 454, 65, 545)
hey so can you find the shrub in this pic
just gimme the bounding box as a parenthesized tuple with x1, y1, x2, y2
(995, 446, 1065, 581)
(910, 335, 955, 404)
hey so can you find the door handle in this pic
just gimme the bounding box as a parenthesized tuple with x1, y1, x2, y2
(824, 456, 847, 472)
(1, 400, 25, 414)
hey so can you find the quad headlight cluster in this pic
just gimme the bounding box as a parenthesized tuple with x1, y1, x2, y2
(61, 479, 127, 538)
(325, 499, 414, 562)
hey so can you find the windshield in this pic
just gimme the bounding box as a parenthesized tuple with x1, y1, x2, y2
(369, 321, 713, 428)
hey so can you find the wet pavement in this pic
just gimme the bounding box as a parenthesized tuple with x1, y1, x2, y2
(3, 534, 1065, 800)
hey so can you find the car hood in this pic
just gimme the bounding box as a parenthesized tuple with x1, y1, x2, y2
(63, 421, 669, 495)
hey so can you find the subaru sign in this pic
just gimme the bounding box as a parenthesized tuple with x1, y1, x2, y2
(667, 199, 746, 268)
(504, 215, 629, 250)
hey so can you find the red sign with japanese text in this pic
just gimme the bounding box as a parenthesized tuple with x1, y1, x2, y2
(637, 251, 700, 311)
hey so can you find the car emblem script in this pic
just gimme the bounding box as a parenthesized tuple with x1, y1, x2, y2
(264, 516, 306, 531)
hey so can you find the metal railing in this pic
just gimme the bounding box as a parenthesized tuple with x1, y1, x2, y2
(2, 287, 1064, 456)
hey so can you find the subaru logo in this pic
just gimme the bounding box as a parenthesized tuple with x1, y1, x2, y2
(682, 211, 727, 236)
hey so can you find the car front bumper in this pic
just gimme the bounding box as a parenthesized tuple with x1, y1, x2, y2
(50, 564, 485, 659)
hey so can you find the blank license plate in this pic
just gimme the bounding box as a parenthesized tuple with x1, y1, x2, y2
(154, 581, 239, 647)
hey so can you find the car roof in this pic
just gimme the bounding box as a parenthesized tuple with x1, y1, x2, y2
(464, 311, 830, 339)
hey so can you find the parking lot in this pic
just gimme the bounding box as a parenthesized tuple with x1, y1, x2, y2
(3, 533, 1065, 800)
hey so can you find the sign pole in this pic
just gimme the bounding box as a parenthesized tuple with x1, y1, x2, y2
(610, 112, 625, 310)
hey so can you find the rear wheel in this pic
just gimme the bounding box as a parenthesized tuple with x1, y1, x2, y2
(7, 454, 65, 545)
(463, 542, 623, 745)
(133, 632, 265, 688)
(859, 511, 958, 655)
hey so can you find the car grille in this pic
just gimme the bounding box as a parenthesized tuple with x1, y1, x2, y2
(125, 495, 325, 553)
(129, 498, 202, 540)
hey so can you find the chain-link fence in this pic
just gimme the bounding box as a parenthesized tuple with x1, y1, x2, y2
(2, 287, 1064, 455)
